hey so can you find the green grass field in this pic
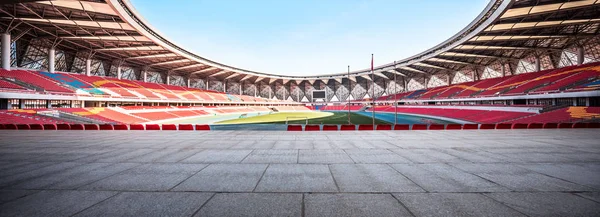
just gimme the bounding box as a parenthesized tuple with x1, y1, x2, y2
(215, 112, 334, 124)
(215, 111, 390, 125)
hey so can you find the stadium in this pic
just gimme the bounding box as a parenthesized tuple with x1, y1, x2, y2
(0, 0, 599, 216)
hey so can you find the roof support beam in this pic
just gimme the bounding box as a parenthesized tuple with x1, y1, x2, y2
(208, 70, 228, 77)
(190, 67, 216, 74)
(240, 74, 254, 82)
(172, 63, 203, 71)
(225, 73, 241, 80)
(126, 53, 177, 60)
(149, 59, 190, 66)
(398, 66, 427, 74)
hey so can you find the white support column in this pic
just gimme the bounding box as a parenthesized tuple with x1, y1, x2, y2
(586, 98, 590, 106)
(206, 79, 209, 90)
(143, 71, 147, 82)
(501, 64, 506, 77)
(186, 77, 191, 88)
(117, 65, 122, 79)
(239, 81, 243, 95)
(48, 47, 55, 73)
(166, 74, 170, 85)
(577, 46, 585, 65)
(223, 81, 227, 93)
(534, 56, 541, 72)
(85, 59, 91, 76)
(1, 33, 10, 70)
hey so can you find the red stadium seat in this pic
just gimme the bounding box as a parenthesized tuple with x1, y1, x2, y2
(287, 125, 303, 131)
(145, 124, 161, 130)
(429, 124, 445, 130)
(558, 123, 573, 129)
(322, 125, 338, 131)
(305, 125, 320, 131)
(446, 124, 462, 130)
(512, 123, 528, 129)
(358, 125, 374, 131)
(589, 123, 600, 128)
(340, 124, 356, 131)
(43, 124, 57, 130)
(70, 124, 84, 130)
(463, 124, 479, 130)
(543, 123, 558, 129)
(29, 124, 44, 130)
(528, 123, 543, 129)
(113, 124, 128, 130)
(100, 124, 115, 130)
(56, 124, 71, 130)
(394, 124, 409, 130)
(16, 124, 30, 130)
(129, 124, 145, 130)
(412, 124, 427, 130)
(572, 123, 588, 128)
(4, 124, 17, 130)
(195, 124, 210, 131)
(84, 124, 99, 130)
(495, 123, 512, 130)
(479, 124, 495, 130)
(178, 124, 194, 130)
(162, 124, 177, 130)
(376, 125, 392, 130)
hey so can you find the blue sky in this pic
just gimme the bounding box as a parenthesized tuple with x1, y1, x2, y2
(130, 0, 489, 76)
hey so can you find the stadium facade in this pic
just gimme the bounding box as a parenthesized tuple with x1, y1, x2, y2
(0, 0, 599, 107)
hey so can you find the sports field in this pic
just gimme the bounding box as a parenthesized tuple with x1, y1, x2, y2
(216, 112, 334, 124)
(216, 111, 393, 125)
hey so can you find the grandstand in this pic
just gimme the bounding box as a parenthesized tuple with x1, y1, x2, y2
(0, 0, 599, 128)
(1, 1, 600, 216)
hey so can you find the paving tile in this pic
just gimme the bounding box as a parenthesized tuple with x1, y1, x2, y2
(345, 149, 411, 163)
(255, 164, 337, 192)
(330, 164, 424, 193)
(395, 193, 525, 217)
(45, 163, 140, 189)
(196, 193, 301, 217)
(305, 193, 412, 217)
(451, 163, 593, 191)
(518, 163, 600, 189)
(576, 192, 600, 203)
(181, 150, 252, 163)
(242, 150, 298, 163)
(125, 148, 201, 163)
(0, 162, 85, 187)
(486, 192, 600, 217)
(390, 164, 508, 192)
(0, 190, 38, 204)
(173, 164, 267, 192)
(391, 149, 466, 163)
(8, 163, 116, 189)
(74, 192, 213, 217)
(298, 149, 354, 164)
(0, 190, 116, 217)
(80, 163, 207, 191)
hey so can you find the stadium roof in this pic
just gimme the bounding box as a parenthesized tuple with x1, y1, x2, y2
(1, 0, 599, 83)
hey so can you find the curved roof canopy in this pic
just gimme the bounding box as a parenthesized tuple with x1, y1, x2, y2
(1, 0, 599, 84)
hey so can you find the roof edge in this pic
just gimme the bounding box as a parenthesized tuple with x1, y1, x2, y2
(108, 0, 511, 79)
